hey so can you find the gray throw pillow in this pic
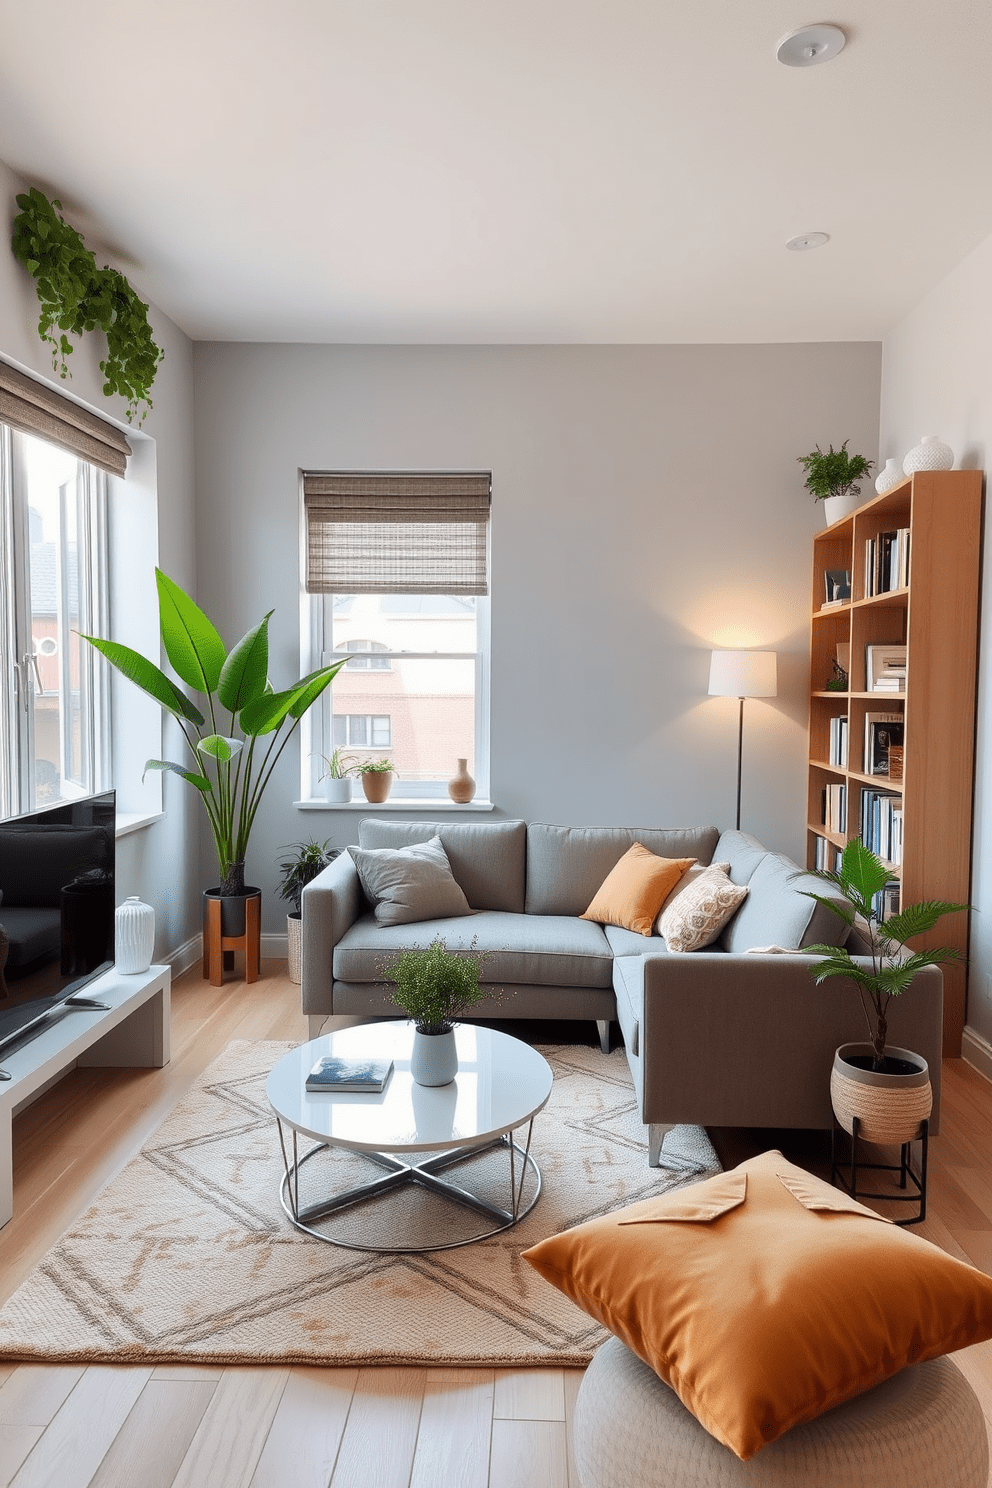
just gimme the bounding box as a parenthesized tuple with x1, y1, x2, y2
(350, 835, 475, 927)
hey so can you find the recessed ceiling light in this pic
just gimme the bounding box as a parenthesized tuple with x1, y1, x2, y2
(776, 24, 846, 67)
(786, 232, 830, 251)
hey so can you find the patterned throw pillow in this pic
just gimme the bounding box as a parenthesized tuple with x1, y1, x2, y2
(659, 863, 747, 952)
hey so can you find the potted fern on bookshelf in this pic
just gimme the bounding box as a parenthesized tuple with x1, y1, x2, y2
(797, 441, 875, 526)
(804, 838, 964, 1146)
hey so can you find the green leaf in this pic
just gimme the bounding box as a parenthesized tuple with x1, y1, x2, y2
(883, 901, 968, 946)
(79, 634, 205, 725)
(142, 760, 211, 792)
(239, 683, 310, 736)
(196, 734, 243, 761)
(217, 614, 271, 713)
(287, 661, 346, 720)
(156, 570, 227, 694)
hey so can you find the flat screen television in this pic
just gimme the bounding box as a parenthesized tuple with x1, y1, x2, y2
(0, 789, 116, 1065)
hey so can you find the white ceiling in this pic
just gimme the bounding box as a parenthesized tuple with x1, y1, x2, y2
(1, 0, 991, 344)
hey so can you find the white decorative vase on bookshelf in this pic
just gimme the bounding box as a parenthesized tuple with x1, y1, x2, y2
(822, 493, 859, 526)
(875, 458, 902, 494)
(115, 896, 155, 974)
(903, 435, 954, 475)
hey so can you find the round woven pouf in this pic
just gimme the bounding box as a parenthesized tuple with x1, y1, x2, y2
(573, 1337, 988, 1488)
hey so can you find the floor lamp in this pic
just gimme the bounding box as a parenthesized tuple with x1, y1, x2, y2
(708, 650, 778, 830)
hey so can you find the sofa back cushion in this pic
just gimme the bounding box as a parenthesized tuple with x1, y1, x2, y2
(713, 829, 770, 886)
(525, 825, 720, 917)
(721, 850, 850, 952)
(357, 819, 526, 912)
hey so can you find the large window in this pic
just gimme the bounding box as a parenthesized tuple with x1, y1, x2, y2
(301, 471, 491, 802)
(0, 426, 111, 816)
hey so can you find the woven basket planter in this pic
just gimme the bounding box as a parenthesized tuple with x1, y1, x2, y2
(830, 1043, 932, 1145)
(287, 912, 302, 985)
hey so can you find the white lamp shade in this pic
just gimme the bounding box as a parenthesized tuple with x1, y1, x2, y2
(708, 649, 778, 699)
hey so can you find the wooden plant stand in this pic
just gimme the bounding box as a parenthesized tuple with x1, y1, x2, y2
(203, 893, 260, 986)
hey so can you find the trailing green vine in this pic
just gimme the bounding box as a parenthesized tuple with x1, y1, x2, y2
(11, 187, 164, 424)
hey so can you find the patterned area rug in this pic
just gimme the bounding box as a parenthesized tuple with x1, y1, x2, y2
(0, 1040, 718, 1367)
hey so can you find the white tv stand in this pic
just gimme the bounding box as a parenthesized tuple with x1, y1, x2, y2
(0, 963, 170, 1229)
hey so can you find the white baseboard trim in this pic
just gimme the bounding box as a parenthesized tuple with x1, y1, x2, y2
(166, 935, 202, 978)
(961, 1024, 992, 1084)
(162, 933, 289, 977)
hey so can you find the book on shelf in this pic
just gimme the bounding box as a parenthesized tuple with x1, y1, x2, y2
(871, 880, 901, 922)
(859, 787, 903, 865)
(814, 837, 845, 873)
(828, 714, 848, 768)
(305, 1056, 394, 1093)
(822, 782, 847, 835)
(864, 529, 910, 597)
(863, 713, 904, 776)
(865, 643, 907, 692)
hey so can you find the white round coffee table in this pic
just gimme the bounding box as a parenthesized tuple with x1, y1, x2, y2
(266, 1022, 553, 1252)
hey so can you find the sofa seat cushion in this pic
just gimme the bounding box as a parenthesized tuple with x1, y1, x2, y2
(612, 955, 643, 1057)
(604, 923, 667, 959)
(721, 851, 850, 953)
(357, 819, 526, 913)
(333, 910, 615, 989)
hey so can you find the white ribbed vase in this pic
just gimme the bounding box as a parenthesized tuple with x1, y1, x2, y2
(411, 1027, 458, 1087)
(115, 896, 155, 974)
(830, 1043, 932, 1144)
(903, 435, 954, 475)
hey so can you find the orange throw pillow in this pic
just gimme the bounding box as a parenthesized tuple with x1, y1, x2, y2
(522, 1149, 992, 1460)
(580, 844, 695, 937)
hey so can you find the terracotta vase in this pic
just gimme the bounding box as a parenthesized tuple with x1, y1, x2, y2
(447, 759, 476, 804)
(362, 770, 393, 803)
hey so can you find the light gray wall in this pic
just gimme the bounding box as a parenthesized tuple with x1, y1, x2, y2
(0, 157, 200, 961)
(192, 341, 881, 931)
(880, 229, 992, 1048)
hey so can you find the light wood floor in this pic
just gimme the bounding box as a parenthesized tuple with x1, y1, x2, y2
(1, 963, 992, 1488)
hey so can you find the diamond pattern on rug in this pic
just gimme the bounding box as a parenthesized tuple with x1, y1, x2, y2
(0, 1039, 718, 1367)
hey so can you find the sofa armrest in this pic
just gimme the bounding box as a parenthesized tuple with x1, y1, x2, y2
(636, 951, 943, 1132)
(300, 851, 364, 1015)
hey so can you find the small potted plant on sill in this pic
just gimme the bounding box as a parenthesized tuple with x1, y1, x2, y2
(384, 937, 489, 1086)
(797, 441, 875, 527)
(356, 758, 395, 804)
(803, 837, 965, 1145)
(276, 837, 337, 984)
(316, 748, 359, 804)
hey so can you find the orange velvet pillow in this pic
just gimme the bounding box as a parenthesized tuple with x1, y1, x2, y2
(522, 1149, 992, 1460)
(580, 844, 695, 937)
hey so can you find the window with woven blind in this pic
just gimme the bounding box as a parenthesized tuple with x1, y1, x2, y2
(300, 471, 491, 807)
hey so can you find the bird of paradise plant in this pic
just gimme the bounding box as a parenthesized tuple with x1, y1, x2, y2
(82, 570, 347, 897)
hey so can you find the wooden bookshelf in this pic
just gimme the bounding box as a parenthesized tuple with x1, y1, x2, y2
(806, 469, 982, 1055)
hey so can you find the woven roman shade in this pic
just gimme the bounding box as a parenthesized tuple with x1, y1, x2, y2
(304, 471, 491, 595)
(0, 361, 132, 478)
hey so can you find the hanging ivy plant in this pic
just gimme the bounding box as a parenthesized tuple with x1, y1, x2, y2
(11, 187, 164, 424)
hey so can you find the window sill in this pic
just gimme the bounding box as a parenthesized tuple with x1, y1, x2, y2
(116, 809, 165, 838)
(295, 798, 495, 813)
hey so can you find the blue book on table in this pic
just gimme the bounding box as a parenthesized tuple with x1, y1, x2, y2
(305, 1056, 393, 1093)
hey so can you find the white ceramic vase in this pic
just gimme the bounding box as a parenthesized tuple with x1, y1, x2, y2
(322, 776, 352, 804)
(115, 896, 155, 974)
(874, 458, 902, 494)
(411, 1026, 458, 1087)
(822, 493, 859, 527)
(903, 435, 954, 476)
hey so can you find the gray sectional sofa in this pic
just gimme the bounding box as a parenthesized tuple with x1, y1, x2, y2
(301, 819, 943, 1164)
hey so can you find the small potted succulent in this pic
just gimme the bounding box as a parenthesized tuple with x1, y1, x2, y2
(276, 837, 337, 983)
(356, 758, 395, 804)
(797, 441, 875, 526)
(803, 838, 964, 1145)
(384, 937, 488, 1086)
(317, 748, 359, 804)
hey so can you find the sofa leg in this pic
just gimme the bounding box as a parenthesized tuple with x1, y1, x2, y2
(648, 1123, 675, 1167)
(596, 1019, 611, 1055)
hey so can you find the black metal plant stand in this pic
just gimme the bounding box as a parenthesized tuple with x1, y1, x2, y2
(831, 1114, 929, 1226)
